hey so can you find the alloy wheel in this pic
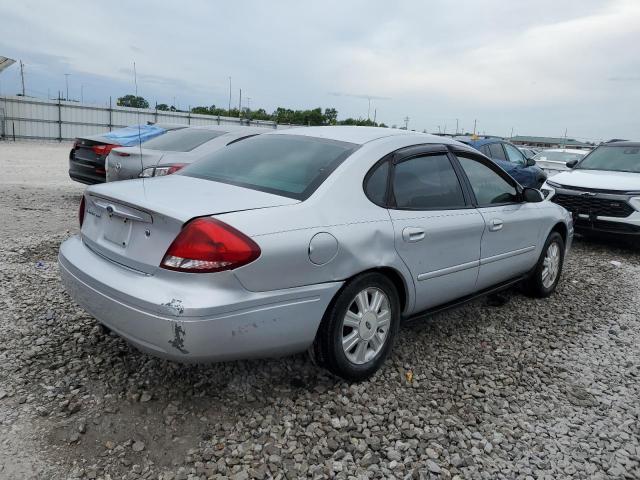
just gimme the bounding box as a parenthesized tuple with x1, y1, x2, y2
(341, 287, 391, 365)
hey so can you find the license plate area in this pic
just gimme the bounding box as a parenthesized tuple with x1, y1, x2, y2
(103, 215, 133, 247)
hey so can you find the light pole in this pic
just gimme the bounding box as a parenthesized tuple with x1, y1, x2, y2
(81, 85, 84, 103)
(64, 73, 70, 100)
(228, 76, 232, 116)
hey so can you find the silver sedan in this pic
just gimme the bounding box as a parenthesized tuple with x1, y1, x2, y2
(59, 127, 573, 381)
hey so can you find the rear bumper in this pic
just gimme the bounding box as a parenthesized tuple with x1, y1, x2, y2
(58, 235, 342, 362)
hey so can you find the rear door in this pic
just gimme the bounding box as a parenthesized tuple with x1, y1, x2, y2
(384, 145, 485, 312)
(453, 151, 544, 289)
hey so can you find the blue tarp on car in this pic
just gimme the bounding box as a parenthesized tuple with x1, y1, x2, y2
(103, 125, 165, 146)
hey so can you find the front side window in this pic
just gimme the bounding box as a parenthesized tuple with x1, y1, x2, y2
(458, 156, 518, 206)
(488, 143, 507, 161)
(142, 128, 228, 152)
(504, 143, 526, 166)
(392, 154, 466, 209)
(575, 146, 640, 173)
(181, 134, 357, 199)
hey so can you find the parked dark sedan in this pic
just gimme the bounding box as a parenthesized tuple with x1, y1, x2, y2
(461, 138, 547, 189)
(68, 124, 186, 185)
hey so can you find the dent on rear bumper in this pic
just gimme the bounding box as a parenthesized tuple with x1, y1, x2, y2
(58, 235, 342, 362)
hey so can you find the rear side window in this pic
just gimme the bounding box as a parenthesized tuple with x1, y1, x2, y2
(458, 156, 518, 205)
(488, 143, 507, 160)
(142, 128, 227, 152)
(479, 145, 492, 157)
(392, 154, 466, 209)
(364, 161, 390, 206)
(181, 134, 357, 200)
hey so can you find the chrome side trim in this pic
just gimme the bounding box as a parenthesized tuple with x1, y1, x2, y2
(417, 260, 480, 281)
(480, 245, 536, 266)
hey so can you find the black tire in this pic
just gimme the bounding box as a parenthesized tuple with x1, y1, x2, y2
(524, 232, 565, 298)
(311, 272, 401, 381)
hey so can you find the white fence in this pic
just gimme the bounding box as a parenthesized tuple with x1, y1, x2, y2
(0, 95, 295, 141)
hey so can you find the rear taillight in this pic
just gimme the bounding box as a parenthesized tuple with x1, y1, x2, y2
(79, 196, 86, 227)
(92, 144, 118, 156)
(160, 218, 260, 273)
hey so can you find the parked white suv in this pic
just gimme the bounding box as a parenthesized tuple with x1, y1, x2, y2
(542, 141, 640, 238)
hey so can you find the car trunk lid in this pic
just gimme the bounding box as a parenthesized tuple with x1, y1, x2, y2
(105, 147, 165, 181)
(81, 175, 299, 274)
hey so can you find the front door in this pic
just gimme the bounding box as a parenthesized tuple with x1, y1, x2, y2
(387, 148, 485, 312)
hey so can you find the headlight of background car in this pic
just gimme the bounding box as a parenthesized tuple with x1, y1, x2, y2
(541, 180, 560, 199)
(139, 164, 186, 178)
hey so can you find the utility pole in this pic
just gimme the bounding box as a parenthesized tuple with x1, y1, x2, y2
(562, 128, 567, 148)
(367, 97, 371, 121)
(403, 116, 410, 130)
(373, 109, 377, 124)
(19, 60, 26, 96)
(238, 88, 242, 116)
(473, 119, 477, 136)
(456, 118, 459, 135)
(228, 76, 232, 116)
(64, 73, 70, 101)
(510, 126, 514, 139)
(81, 85, 84, 103)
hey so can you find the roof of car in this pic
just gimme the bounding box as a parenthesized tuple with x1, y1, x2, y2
(601, 141, 640, 147)
(269, 125, 459, 146)
(461, 137, 505, 147)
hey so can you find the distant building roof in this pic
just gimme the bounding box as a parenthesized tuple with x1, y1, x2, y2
(510, 135, 591, 147)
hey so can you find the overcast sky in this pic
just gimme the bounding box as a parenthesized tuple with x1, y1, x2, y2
(1, 0, 638, 141)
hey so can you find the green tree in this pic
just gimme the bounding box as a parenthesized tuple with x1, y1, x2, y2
(324, 108, 338, 125)
(117, 94, 149, 109)
(156, 103, 169, 111)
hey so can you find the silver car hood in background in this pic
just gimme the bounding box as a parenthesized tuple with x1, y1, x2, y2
(87, 175, 300, 223)
(551, 169, 640, 191)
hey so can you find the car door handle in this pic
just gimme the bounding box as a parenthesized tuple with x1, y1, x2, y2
(402, 227, 426, 242)
(488, 219, 504, 232)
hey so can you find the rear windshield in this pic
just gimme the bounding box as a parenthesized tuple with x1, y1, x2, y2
(180, 134, 358, 199)
(142, 128, 227, 152)
(576, 146, 640, 173)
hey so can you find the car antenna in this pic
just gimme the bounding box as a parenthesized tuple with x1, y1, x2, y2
(133, 61, 145, 191)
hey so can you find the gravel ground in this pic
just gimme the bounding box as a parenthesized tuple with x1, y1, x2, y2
(0, 141, 639, 480)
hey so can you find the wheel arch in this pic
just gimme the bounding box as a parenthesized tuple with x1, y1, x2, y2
(339, 266, 410, 315)
(550, 221, 568, 244)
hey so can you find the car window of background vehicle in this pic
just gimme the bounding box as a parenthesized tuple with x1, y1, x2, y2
(575, 146, 640, 173)
(142, 129, 227, 152)
(504, 143, 526, 166)
(392, 154, 466, 209)
(488, 143, 508, 161)
(457, 156, 518, 205)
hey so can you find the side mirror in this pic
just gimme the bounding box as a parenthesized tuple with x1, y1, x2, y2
(526, 158, 536, 167)
(522, 187, 544, 203)
(566, 159, 578, 168)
